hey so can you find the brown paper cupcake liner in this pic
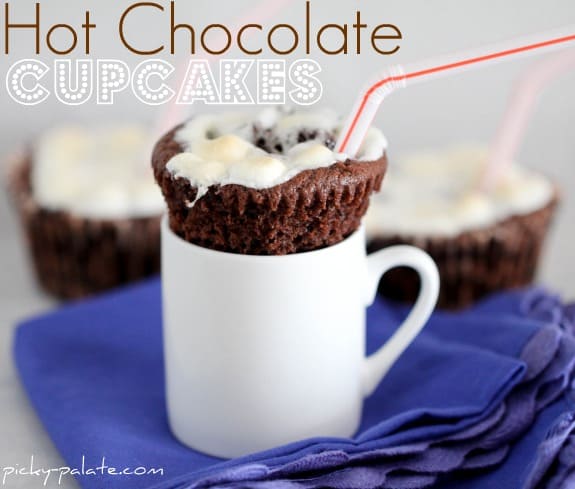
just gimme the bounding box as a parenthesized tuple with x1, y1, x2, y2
(6, 155, 162, 300)
(367, 194, 559, 309)
(153, 127, 387, 255)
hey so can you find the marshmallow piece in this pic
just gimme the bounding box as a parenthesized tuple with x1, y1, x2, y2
(195, 135, 253, 163)
(386, 201, 460, 235)
(74, 183, 131, 219)
(229, 155, 287, 187)
(453, 192, 493, 229)
(167, 153, 228, 186)
(33, 173, 83, 209)
(357, 128, 390, 161)
(288, 142, 336, 168)
(493, 171, 553, 215)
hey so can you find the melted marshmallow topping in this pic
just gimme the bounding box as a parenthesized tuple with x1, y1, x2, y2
(33, 125, 165, 219)
(166, 107, 388, 192)
(364, 145, 554, 238)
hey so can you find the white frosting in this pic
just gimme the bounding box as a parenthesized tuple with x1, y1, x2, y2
(365, 145, 554, 238)
(167, 108, 388, 194)
(33, 125, 165, 219)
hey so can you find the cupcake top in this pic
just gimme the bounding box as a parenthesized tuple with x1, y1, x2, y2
(32, 125, 165, 219)
(151, 107, 388, 255)
(365, 145, 554, 238)
(166, 107, 388, 193)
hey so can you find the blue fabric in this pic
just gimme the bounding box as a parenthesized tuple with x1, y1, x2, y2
(11, 280, 571, 489)
(523, 410, 575, 489)
(213, 320, 575, 489)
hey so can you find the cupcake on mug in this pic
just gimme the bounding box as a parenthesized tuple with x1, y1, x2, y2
(7, 124, 165, 299)
(365, 145, 558, 309)
(152, 107, 388, 255)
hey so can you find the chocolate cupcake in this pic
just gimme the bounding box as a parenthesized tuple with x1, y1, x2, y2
(7, 125, 165, 299)
(152, 108, 388, 255)
(365, 146, 558, 309)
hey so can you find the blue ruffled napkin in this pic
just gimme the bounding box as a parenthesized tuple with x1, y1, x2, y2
(13, 280, 575, 489)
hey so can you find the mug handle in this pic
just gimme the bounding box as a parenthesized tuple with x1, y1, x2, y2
(361, 245, 440, 397)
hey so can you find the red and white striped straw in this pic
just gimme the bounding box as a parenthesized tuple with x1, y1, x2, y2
(336, 26, 575, 157)
(481, 48, 575, 191)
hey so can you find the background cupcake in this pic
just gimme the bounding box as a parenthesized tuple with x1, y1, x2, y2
(365, 145, 558, 309)
(153, 107, 388, 255)
(7, 125, 165, 299)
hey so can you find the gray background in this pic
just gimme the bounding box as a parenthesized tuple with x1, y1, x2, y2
(0, 0, 574, 487)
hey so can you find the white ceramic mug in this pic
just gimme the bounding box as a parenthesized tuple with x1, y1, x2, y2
(162, 217, 439, 458)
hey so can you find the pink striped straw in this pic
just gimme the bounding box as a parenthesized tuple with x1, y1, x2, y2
(336, 26, 575, 158)
(481, 48, 575, 190)
(154, 0, 294, 137)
